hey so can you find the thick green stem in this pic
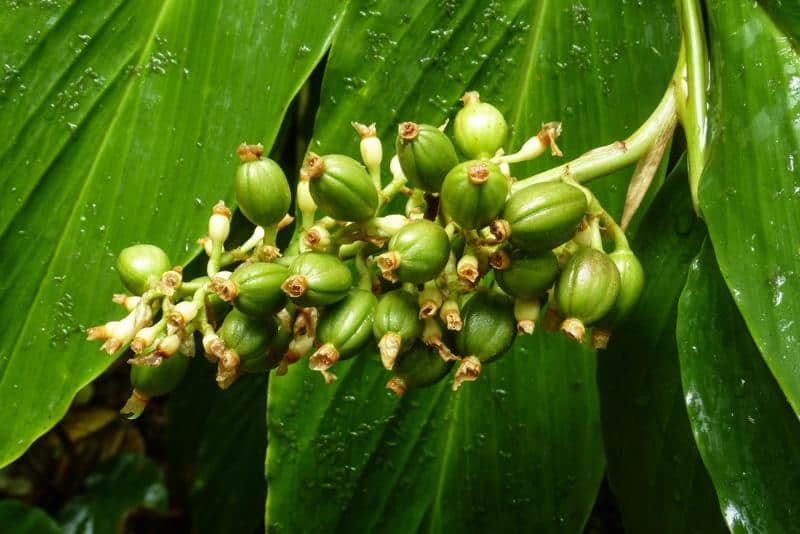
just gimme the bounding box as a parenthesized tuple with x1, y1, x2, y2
(676, 0, 708, 215)
(512, 65, 680, 193)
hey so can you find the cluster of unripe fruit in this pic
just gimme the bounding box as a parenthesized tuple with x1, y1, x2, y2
(87, 92, 643, 418)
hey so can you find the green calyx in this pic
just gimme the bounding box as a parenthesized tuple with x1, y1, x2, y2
(453, 91, 508, 159)
(379, 220, 450, 283)
(502, 181, 587, 252)
(494, 249, 559, 299)
(373, 289, 423, 369)
(235, 144, 292, 227)
(603, 249, 645, 325)
(455, 291, 516, 363)
(396, 122, 459, 192)
(282, 252, 352, 307)
(304, 153, 378, 222)
(386, 342, 453, 396)
(218, 308, 276, 373)
(130, 352, 190, 398)
(316, 288, 377, 359)
(440, 160, 509, 229)
(555, 247, 621, 342)
(224, 262, 288, 317)
(117, 244, 172, 295)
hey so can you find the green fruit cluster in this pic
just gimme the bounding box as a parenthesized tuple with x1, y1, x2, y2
(89, 92, 643, 416)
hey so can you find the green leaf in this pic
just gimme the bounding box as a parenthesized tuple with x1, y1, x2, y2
(598, 158, 725, 533)
(58, 452, 167, 534)
(677, 241, 800, 532)
(0, 0, 344, 467)
(267, 0, 678, 531)
(167, 359, 268, 534)
(0, 500, 61, 534)
(700, 2, 800, 414)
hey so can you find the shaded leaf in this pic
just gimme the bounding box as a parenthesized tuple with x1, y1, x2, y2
(598, 158, 724, 533)
(0, 500, 61, 534)
(700, 1, 800, 414)
(267, 0, 679, 531)
(677, 241, 800, 532)
(167, 359, 268, 534)
(0, 0, 344, 467)
(58, 452, 167, 534)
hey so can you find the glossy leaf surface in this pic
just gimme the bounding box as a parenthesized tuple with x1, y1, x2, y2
(677, 241, 800, 532)
(598, 160, 724, 533)
(0, 501, 61, 534)
(700, 1, 800, 414)
(267, 0, 679, 531)
(0, 0, 344, 467)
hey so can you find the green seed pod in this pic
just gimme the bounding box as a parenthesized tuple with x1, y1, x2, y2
(117, 244, 171, 295)
(217, 308, 276, 374)
(264, 311, 294, 371)
(453, 91, 508, 159)
(235, 144, 292, 227)
(455, 291, 516, 363)
(494, 250, 559, 299)
(440, 160, 508, 229)
(377, 220, 450, 283)
(310, 288, 378, 372)
(373, 289, 423, 369)
(502, 181, 588, 252)
(304, 153, 378, 222)
(215, 262, 288, 317)
(122, 353, 190, 419)
(606, 249, 645, 323)
(282, 253, 352, 307)
(396, 122, 459, 192)
(555, 248, 621, 342)
(386, 343, 453, 396)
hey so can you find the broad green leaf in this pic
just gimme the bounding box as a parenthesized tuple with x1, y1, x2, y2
(0, 500, 61, 534)
(598, 159, 724, 533)
(58, 452, 167, 534)
(677, 241, 800, 532)
(167, 360, 268, 534)
(0, 0, 344, 467)
(757, 0, 800, 42)
(267, 0, 678, 531)
(700, 2, 800, 414)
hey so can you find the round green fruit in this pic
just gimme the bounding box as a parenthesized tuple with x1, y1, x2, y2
(235, 146, 292, 227)
(386, 343, 453, 396)
(502, 181, 587, 252)
(304, 153, 378, 222)
(373, 289, 423, 369)
(396, 122, 459, 192)
(494, 250, 559, 299)
(555, 247, 621, 342)
(441, 160, 508, 229)
(218, 308, 276, 373)
(453, 91, 508, 159)
(226, 262, 288, 317)
(603, 249, 645, 325)
(311, 288, 378, 371)
(378, 220, 450, 283)
(455, 291, 516, 363)
(117, 244, 171, 295)
(282, 253, 352, 307)
(130, 352, 189, 398)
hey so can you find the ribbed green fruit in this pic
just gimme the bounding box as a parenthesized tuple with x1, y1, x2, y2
(229, 262, 288, 317)
(494, 250, 559, 299)
(382, 220, 450, 283)
(386, 343, 453, 395)
(305, 153, 378, 222)
(316, 288, 378, 359)
(603, 249, 645, 325)
(503, 182, 587, 252)
(441, 160, 508, 229)
(373, 289, 423, 368)
(455, 291, 516, 363)
(130, 353, 189, 398)
(396, 122, 459, 192)
(117, 244, 171, 295)
(282, 253, 352, 307)
(218, 308, 276, 373)
(453, 92, 508, 159)
(235, 156, 291, 227)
